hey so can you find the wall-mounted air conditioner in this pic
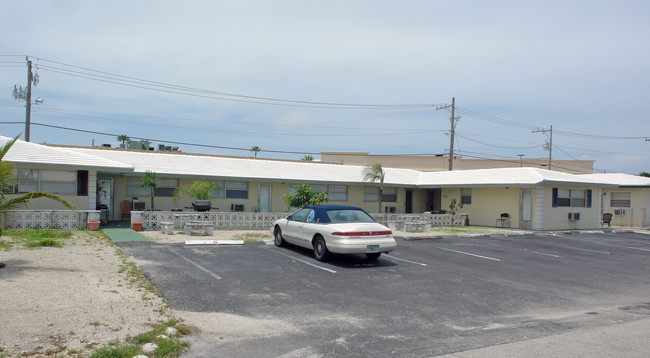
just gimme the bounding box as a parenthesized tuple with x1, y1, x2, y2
(231, 204, 245, 212)
(568, 212, 580, 221)
(614, 209, 626, 215)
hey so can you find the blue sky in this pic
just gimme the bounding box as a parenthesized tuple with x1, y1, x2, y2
(1, 0, 648, 174)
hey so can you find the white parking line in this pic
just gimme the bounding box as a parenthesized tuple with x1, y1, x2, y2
(166, 247, 222, 280)
(261, 247, 337, 274)
(579, 240, 650, 253)
(385, 255, 428, 266)
(434, 246, 502, 262)
(483, 242, 563, 258)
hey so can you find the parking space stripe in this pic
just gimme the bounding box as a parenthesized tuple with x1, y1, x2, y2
(384, 255, 428, 266)
(165, 247, 222, 280)
(483, 242, 563, 258)
(434, 246, 502, 262)
(261, 246, 337, 273)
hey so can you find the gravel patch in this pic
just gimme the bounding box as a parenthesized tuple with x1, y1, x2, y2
(0, 231, 172, 357)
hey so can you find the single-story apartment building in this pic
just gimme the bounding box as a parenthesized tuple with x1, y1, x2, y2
(581, 173, 650, 227)
(4, 135, 644, 230)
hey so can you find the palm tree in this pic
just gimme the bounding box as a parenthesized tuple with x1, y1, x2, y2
(302, 155, 314, 161)
(251, 146, 261, 158)
(117, 134, 130, 148)
(363, 163, 385, 213)
(0, 134, 76, 237)
(140, 171, 158, 211)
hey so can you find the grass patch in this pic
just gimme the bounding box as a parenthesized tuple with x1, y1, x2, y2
(2, 229, 73, 249)
(90, 319, 189, 358)
(233, 232, 271, 242)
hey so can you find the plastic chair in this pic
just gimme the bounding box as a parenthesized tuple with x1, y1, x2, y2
(602, 213, 613, 227)
(496, 213, 510, 228)
(120, 200, 132, 221)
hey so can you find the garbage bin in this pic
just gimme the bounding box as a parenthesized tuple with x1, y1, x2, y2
(96, 204, 109, 225)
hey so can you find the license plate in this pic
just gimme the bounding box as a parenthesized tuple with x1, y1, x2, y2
(366, 245, 379, 253)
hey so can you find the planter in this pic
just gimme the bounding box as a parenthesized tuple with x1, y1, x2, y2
(132, 222, 143, 231)
(88, 221, 100, 231)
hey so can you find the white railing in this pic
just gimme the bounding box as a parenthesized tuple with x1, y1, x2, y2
(372, 213, 469, 227)
(5, 210, 99, 230)
(134, 211, 290, 230)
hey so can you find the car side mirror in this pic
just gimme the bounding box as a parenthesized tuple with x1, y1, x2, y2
(286, 215, 292, 220)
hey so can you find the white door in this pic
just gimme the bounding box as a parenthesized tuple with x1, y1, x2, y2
(258, 184, 271, 212)
(520, 189, 533, 229)
(97, 177, 114, 220)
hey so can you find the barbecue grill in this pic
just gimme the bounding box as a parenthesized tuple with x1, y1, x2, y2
(191, 200, 213, 212)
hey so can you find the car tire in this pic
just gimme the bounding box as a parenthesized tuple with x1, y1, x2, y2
(365, 252, 381, 260)
(274, 226, 286, 247)
(313, 235, 330, 262)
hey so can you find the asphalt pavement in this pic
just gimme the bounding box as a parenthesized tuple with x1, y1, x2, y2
(118, 231, 650, 357)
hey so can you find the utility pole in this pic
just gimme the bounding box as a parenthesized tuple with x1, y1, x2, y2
(25, 57, 33, 142)
(533, 125, 553, 170)
(436, 97, 460, 171)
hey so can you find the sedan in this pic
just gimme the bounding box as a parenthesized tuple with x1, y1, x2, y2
(271, 205, 396, 261)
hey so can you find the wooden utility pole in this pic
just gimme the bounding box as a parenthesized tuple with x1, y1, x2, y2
(25, 57, 33, 142)
(533, 125, 553, 170)
(436, 97, 459, 171)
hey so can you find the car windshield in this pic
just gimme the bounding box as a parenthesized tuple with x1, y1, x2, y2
(326, 209, 375, 223)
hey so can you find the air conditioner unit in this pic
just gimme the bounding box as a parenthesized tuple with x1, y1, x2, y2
(389, 206, 397, 213)
(231, 204, 245, 212)
(614, 209, 626, 215)
(568, 212, 580, 221)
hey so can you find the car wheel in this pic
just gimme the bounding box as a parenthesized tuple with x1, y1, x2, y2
(313, 235, 330, 262)
(365, 252, 381, 260)
(274, 226, 286, 247)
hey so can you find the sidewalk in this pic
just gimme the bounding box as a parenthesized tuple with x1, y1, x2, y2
(439, 317, 650, 358)
(101, 221, 150, 242)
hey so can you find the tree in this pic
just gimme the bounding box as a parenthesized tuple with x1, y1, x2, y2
(117, 134, 130, 148)
(0, 134, 76, 237)
(173, 180, 221, 202)
(283, 184, 328, 208)
(140, 171, 158, 211)
(251, 146, 262, 158)
(302, 155, 314, 161)
(448, 197, 464, 230)
(363, 163, 385, 213)
(640, 171, 650, 178)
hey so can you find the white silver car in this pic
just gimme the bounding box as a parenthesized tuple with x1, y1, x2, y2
(271, 205, 396, 261)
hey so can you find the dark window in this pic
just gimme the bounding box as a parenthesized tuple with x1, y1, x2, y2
(77, 170, 88, 196)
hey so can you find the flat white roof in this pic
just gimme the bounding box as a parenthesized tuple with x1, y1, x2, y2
(580, 173, 650, 187)
(1, 135, 134, 173)
(1, 138, 621, 188)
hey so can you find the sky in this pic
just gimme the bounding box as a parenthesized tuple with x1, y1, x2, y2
(1, 0, 649, 174)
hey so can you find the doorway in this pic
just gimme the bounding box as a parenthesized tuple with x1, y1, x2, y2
(97, 177, 114, 221)
(258, 184, 271, 212)
(405, 190, 413, 213)
(520, 189, 533, 229)
(426, 189, 441, 213)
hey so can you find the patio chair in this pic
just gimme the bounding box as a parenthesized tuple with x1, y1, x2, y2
(120, 200, 132, 221)
(496, 213, 510, 228)
(602, 213, 613, 227)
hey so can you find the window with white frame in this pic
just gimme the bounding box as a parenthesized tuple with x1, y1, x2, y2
(364, 187, 397, 202)
(552, 188, 592, 208)
(461, 188, 472, 205)
(127, 177, 178, 197)
(225, 181, 248, 199)
(610, 192, 631, 207)
(16, 169, 77, 195)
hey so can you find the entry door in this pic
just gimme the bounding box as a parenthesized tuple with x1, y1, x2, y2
(258, 184, 271, 212)
(520, 189, 533, 229)
(405, 190, 413, 214)
(97, 177, 114, 219)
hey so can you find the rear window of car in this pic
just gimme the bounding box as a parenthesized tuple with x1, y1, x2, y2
(326, 209, 375, 223)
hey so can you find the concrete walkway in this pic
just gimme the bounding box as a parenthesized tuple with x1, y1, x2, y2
(101, 221, 150, 242)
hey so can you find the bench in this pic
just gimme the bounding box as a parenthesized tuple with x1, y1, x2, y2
(160, 221, 175, 235)
(404, 221, 430, 233)
(183, 221, 214, 236)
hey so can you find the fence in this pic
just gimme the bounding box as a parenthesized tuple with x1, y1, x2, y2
(5, 210, 99, 230)
(4, 210, 468, 231)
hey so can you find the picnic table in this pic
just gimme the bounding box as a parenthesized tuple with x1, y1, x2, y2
(159, 213, 214, 236)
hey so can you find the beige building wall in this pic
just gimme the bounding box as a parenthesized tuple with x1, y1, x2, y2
(438, 187, 522, 228)
(601, 188, 650, 227)
(541, 185, 601, 230)
(321, 152, 594, 174)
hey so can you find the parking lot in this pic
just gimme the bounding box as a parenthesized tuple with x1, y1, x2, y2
(118, 231, 650, 357)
